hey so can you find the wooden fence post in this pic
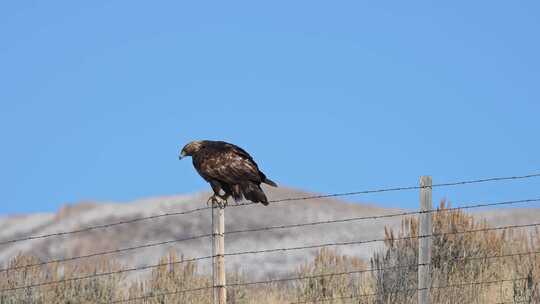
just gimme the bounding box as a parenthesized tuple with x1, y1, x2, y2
(418, 176, 432, 304)
(213, 205, 226, 304)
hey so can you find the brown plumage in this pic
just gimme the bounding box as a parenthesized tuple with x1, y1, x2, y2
(179, 140, 277, 206)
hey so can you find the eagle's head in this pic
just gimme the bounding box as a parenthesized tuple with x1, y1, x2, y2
(179, 140, 204, 159)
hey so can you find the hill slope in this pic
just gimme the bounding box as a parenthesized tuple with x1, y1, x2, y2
(1, 187, 538, 278)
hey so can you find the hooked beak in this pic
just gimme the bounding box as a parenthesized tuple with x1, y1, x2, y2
(179, 151, 186, 160)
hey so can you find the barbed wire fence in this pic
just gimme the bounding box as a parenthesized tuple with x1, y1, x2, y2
(0, 173, 539, 303)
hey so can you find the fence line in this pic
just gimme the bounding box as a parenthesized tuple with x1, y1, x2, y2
(496, 300, 535, 304)
(106, 249, 540, 304)
(2, 221, 540, 293)
(289, 277, 531, 304)
(225, 198, 540, 237)
(2, 197, 539, 274)
(1, 172, 539, 303)
(233, 173, 540, 207)
(0, 206, 211, 246)
(2, 172, 539, 246)
(220, 222, 540, 260)
(0, 233, 213, 273)
(0, 254, 213, 293)
(109, 285, 212, 304)
(220, 251, 540, 290)
(109, 276, 531, 304)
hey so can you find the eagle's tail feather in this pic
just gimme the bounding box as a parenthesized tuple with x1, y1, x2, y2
(263, 178, 277, 187)
(242, 182, 269, 206)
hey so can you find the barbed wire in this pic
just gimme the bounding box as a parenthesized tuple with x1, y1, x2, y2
(289, 277, 531, 304)
(0, 206, 211, 246)
(496, 300, 534, 304)
(108, 284, 212, 304)
(5, 197, 537, 274)
(109, 248, 539, 304)
(2, 172, 538, 246)
(220, 222, 540, 260)
(0, 254, 213, 293)
(2, 222, 539, 293)
(223, 252, 540, 292)
(228, 249, 540, 290)
(109, 276, 531, 304)
(1, 172, 539, 302)
(225, 198, 540, 237)
(0, 233, 213, 273)
(234, 172, 540, 208)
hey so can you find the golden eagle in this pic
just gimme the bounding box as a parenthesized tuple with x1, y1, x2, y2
(179, 140, 277, 206)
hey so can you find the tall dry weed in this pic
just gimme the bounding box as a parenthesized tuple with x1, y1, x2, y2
(0, 254, 124, 304)
(290, 247, 370, 303)
(370, 200, 540, 304)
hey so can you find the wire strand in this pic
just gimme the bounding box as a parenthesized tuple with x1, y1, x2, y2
(233, 173, 540, 208)
(109, 285, 212, 304)
(221, 222, 540, 260)
(0, 233, 213, 273)
(226, 249, 540, 291)
(3, 197, 538, 275)
(0, 254, 213, 293)
(109, 249, 539, 304)
(0, 206, 211, 246)
(3, 197, 538, 274)
(2, 172, 539, 246)
(3, 222, 539, 293)
(289, 277, 531, 304)
(111, 276, 531, 304)
(225, 198, 540, 237)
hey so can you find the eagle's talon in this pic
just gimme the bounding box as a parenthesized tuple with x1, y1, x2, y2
(216, 196, 228, 209)
(206, 196, 215, 207)
(207, 195, 227, 208)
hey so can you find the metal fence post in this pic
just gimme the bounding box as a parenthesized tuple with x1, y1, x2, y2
(418, 176, 432, 304)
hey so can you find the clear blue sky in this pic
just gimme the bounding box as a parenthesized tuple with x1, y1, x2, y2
(1, 1, 539, 215)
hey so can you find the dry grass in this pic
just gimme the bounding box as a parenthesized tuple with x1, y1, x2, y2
(370, 200, 540, 304)
(126, 251, 213, 304)
(291, 247, 370, 303)
(0, 254, 124, 304)
(1, 201, 539, 303)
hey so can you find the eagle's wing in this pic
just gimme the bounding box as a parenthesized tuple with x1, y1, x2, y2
(196, 143, 262, 185)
